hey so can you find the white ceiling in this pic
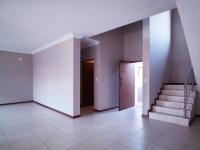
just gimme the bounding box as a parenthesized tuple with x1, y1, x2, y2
(0, 0, 177, 53)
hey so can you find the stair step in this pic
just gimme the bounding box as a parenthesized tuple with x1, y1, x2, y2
(153, 106, 191, 118)
(164, 84, 196, 90)
(164, 85, 184, 90)
(156, 100, 193, 110)
(149, 112, 189, 126)
(161, 90, 196, 97)
(159, 95, 194, 103)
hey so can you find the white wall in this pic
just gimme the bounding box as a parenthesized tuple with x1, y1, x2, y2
(177, 0, 200, 89)
(177, 0, 200, 113)
(0, 51, 33, 104)
(150, 11, 171, 105)
(143, 11, 171, 115)
(142, 19, 151, 115)
(33, 38, 80, 117)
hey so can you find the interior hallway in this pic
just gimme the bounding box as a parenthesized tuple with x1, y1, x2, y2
(0, 103, 200, 150)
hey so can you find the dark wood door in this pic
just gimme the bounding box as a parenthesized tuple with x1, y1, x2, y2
(119, 62, 135, 110)
(81, 61, 94, 107)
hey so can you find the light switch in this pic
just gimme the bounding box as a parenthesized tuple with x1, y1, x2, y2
(18, 57, 23, 62)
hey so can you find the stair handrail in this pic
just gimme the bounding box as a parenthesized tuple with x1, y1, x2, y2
(184, 66, 195, 118)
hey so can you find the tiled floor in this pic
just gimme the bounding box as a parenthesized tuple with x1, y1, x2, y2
(0, 103, 200, 150)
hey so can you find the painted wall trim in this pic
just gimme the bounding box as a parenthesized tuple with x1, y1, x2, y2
(0, 48, 32, 54)
(32, 33, 83, 54)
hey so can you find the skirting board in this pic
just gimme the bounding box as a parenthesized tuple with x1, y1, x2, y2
(0, 100, 80, 119)
(0, 100, 33, 106)
(33, 101, 80, 119)
(94, 106, 118, 112)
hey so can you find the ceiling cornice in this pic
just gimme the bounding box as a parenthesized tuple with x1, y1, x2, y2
(32, 33, 83, 54)
(0, 48, 32, 54)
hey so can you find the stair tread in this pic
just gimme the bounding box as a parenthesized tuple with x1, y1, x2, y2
(159, 95, 195, 99)
(162, 89, 195, 92)
(160, 94, 184, 97)
(162, 89, 184, 91)
(164, 83, 197, 86)
(153, 105, 191, 111)
(157, 100, 193, 105)
(164, 83, 184, 85)
(159, 95, 184, 98)
(157, 99, 184, 104)
(154, 105, 191, 111)
(154, 104, 190, 110)
(157, 99, 193, 104)
(150, 111, 189, 119)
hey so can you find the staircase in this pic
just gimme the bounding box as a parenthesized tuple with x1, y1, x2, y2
(149, 84, 197, 126)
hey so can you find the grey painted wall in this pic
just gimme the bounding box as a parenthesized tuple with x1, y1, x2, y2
(123, 21, 143, 61)
(0, 51, 33, 104)
(33, 38, 80, 117)
(92, 29, 124, 110)
(170, 9, 191, 83)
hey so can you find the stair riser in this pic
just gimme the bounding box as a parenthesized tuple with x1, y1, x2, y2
(149, 112, 189, 126)
(153, 106, 191, 118)
(161, 90, 196, 97)
(156, 101, 193, 110)
(158, 95, 194, 103)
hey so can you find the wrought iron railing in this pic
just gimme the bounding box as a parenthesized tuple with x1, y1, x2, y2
(184, 66, 196, 118)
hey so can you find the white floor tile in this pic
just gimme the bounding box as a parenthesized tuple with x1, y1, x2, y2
(0, 103, 199, 150)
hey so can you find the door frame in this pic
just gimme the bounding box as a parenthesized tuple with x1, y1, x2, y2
(119, 60, 143, 111)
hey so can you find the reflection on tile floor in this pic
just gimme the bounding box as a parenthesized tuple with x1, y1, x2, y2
(0, 102, 200, 150)
(80, 106, 94, 115)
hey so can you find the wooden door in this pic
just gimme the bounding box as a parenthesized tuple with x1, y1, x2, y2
(81, 60, 94, 107)
(119, 62, 135, 110)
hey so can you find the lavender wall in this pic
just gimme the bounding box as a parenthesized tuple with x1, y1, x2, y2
(0, 51, 33, 104)
(89, 21, 143, 110)
(123, 21, 143, 61)
(92, 29, 124, 110)
(170, 9, 191, 83)
(33, 38, 80, 117)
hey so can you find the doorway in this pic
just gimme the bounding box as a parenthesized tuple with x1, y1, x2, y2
(135, 62, 143, 108)
(81, 59, 95, 114)
(119, 61, 143, 111)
